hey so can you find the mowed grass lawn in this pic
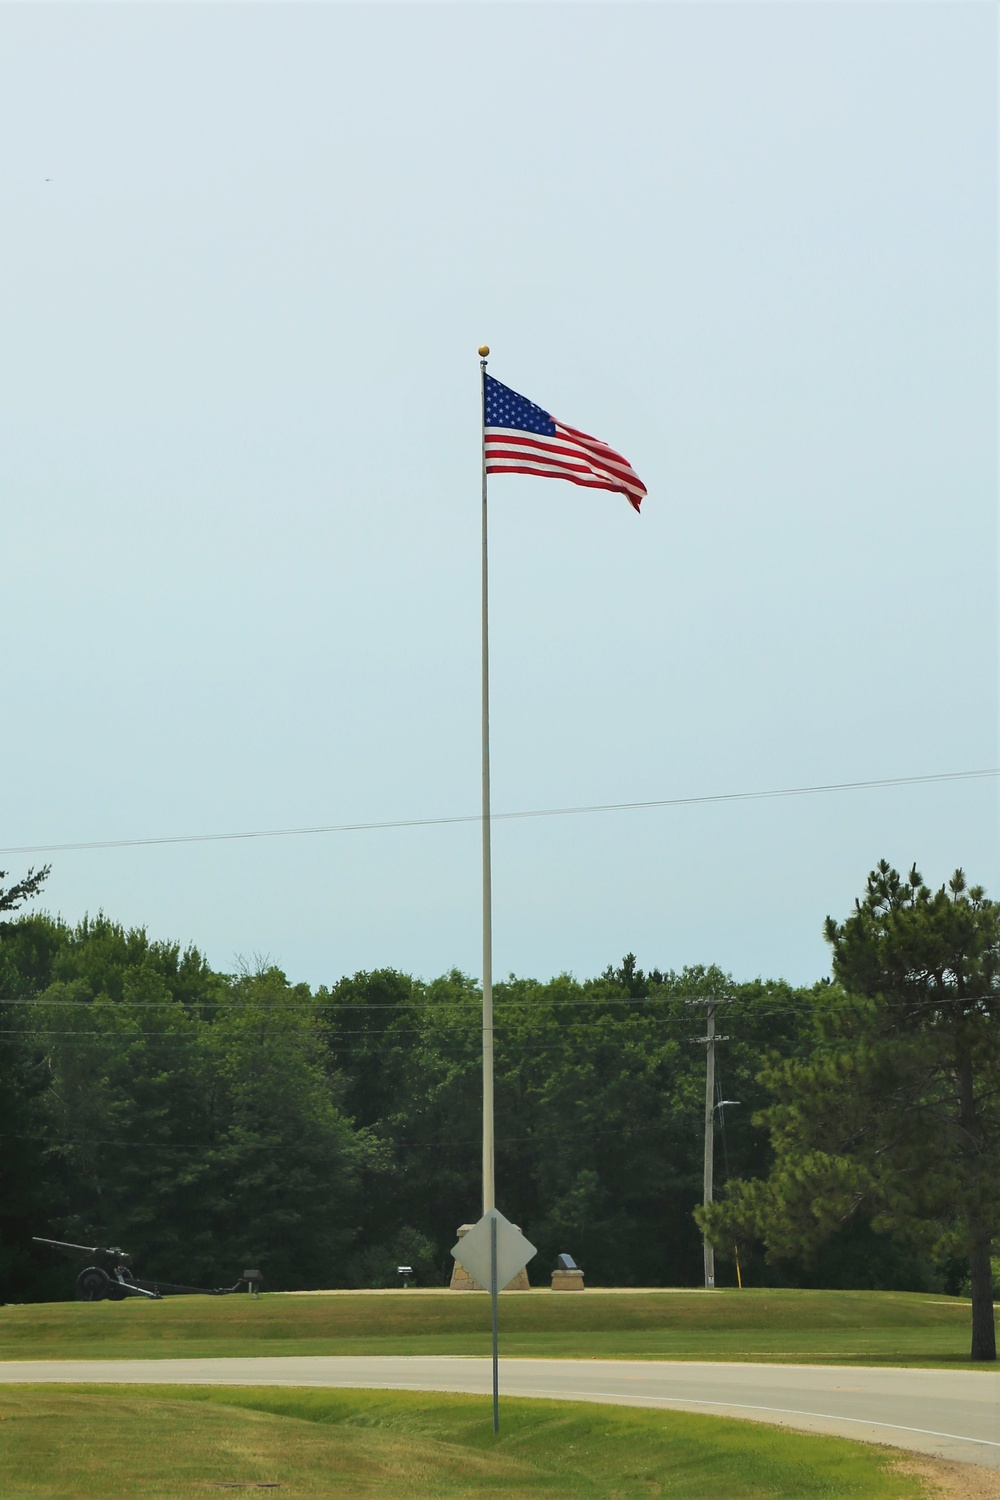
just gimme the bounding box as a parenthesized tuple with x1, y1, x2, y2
(0, 1287, 983, 1366)
(0, 1385, 935, 1499)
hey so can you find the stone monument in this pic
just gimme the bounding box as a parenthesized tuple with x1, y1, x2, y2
(550, 1252, 585, 1290)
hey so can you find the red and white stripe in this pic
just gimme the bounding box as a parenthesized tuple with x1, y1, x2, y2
(485, 421, 646, 513)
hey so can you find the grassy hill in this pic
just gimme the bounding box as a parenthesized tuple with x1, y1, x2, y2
(0, 1385, 934, 1498)
(0, 1287, 985, 1367)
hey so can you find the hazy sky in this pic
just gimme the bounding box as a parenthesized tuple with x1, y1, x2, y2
(3, 2, 996, 990)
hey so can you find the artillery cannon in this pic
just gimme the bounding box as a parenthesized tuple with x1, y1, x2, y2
(32, 1237, 263, 1302)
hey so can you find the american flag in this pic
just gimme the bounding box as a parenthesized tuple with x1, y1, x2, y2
(484, 375, 646, 513)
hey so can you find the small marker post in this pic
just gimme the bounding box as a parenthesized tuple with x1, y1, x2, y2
(450, 1210, 535, 1438)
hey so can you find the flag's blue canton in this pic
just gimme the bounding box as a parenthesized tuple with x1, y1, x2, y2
(485, 375, 556, 436)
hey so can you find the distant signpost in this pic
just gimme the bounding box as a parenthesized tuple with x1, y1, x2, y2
(451, 1210, 536, 1433)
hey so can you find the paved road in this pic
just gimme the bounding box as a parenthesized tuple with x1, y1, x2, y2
(0, 1356, 997, 1469)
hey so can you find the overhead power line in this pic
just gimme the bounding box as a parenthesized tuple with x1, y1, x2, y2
(3, 991, 994, 1033)
(0, 992, 993, 1014)
(1, 767, 995, 858)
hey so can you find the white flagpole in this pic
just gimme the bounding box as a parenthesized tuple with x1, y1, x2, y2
(478, 344, 495, 1214)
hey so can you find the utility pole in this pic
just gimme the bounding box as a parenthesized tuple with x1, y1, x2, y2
(688, 998, 729, 1288)
(703, 1001, 717, 1288)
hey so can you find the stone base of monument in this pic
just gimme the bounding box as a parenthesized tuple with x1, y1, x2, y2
(550, 1267, 585, 1290)
(448, 1223, 531, 1290)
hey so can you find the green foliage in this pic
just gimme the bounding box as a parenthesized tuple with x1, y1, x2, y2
(3, 917, 361, 1298)
(3, 871, 992, 1308)
(0, 862, 50, 917)
(316, 962, 818, 1288)
(201, 965, 361, 1287)
(0, 911, 66, 1301)
(700, 860, 1000, 1358)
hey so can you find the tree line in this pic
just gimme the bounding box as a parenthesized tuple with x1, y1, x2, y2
(0, 860, 997, 1358)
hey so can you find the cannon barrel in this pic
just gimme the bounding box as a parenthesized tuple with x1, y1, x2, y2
(33, 1236, 107, 1260)
(33, 1237, 132, 1267)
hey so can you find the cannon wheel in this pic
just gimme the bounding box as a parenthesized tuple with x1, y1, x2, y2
(76, 1266, 111, 1301)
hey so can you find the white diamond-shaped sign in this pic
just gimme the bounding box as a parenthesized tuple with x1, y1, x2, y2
(451, 1209, 536, 1295)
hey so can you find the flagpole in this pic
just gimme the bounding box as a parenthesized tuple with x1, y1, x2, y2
(479, 343, 495, 1215)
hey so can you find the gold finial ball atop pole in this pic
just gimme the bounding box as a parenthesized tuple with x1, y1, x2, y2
(478, 345, 490, 357)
